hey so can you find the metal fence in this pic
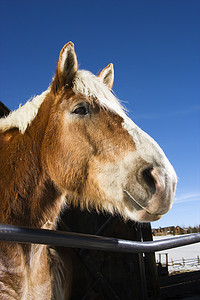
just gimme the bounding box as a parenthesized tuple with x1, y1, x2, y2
(0, 223, 200, 253)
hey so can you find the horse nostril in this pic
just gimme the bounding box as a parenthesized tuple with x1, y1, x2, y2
(142, 167, 156, 194)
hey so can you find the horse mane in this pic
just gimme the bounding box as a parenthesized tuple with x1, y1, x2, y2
(0, 70, 127, 134)
(0, 89, 50, 134)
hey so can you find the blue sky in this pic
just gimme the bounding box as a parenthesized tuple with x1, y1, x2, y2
(0, 0, 199, 228)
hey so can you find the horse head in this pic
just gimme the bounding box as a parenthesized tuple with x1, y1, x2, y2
(41, 42, 177, 222)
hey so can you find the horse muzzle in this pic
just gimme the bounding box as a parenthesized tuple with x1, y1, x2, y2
(124, 164, 177, 222)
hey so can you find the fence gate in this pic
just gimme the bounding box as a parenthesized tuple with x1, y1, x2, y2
(57, 208, 160, 300)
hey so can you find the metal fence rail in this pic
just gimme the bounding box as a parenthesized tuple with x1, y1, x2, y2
(0, 224, 200, 253)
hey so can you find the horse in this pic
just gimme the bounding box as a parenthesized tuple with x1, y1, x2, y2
(0, 42, 177, 299)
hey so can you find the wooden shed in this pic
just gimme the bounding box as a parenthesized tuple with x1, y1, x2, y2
(0, 101, 10, 117)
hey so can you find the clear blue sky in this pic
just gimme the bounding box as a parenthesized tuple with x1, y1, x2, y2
(0, 0, 199, 228)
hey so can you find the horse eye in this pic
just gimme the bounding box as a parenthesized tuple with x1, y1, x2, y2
(72, 105, 88, 116)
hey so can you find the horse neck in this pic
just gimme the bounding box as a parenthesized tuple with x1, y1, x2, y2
(0, 93, 64, 228)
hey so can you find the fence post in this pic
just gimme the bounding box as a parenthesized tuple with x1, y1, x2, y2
(165, 253, 168, 268)
(141, 223, 160, 300)
(171, 259, 174, 268)
(136, 225, 148, 300)
(159, 253, 161, 263)
(182, 258, 185, 266)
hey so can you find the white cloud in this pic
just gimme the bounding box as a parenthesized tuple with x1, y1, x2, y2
(173, 192, 200, 205)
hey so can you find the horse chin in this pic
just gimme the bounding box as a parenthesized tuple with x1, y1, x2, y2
(123, 190, 168, 222)
(124, 205, 162, 222)
(135, 210, 161, 222)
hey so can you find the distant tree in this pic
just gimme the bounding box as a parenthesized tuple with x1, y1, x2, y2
(187, 225, 200, 233)
(188, 226, 192, 234)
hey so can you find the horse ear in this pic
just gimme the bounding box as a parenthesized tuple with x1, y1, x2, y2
(98, 63, 114, 90)
(52, 42, 78, 93)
